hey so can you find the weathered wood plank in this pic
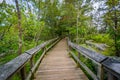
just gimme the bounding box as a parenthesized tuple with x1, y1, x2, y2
(26, 38, 60, 80)
(102, 58, 120, 79)
(68, 41, 107, 63)
(34, 39, 88, 80)
(0, 53, 31, 80)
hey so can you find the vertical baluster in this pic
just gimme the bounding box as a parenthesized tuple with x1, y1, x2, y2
(30, 56, 34, 69)
(77, 52, 80, 67)
(43, 46, 47, 55)
(76, 44, 80, 66)
(30, 55, 34, 79)
(97, 64, 104, 80)
(20, 67, 26, 80)
(68, 42, 72, 56)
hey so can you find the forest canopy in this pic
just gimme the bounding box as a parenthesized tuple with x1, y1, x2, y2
(0, 0, 120, 66)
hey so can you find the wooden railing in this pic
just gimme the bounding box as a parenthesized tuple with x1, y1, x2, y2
(68, 39, 120, 80)
(0, 37, 60, 80)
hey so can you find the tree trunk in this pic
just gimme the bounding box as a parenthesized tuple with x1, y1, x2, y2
(15, 0, 22, 55)
(15, 0, 25, 79)
(114, 9, 119, 56)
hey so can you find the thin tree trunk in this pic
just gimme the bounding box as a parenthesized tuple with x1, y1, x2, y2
(114, 10, 119, 56)
(15, 0, 26, 79)
(15, 0, 22, 55)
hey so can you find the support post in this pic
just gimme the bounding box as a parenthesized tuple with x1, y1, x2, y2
(68, 45, 72, 57)
(20, 67, 26, 80)
(44, 46, 47, 54)
(77, 52, 80, 67)
(97, 64, 104, 80)
(30, 56, 34, 79)
(30, 56, 34, 69)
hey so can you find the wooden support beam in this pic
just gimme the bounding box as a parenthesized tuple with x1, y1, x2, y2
(20, 67, 26, 80)
(97, 64, 104, 80)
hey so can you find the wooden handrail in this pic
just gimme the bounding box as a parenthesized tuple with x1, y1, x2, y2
(68, 40, 120, 80)
(68, 40, 107, 63)
(0, 37, 59, 80)
(102, 58, 120, 79)
(0, 53, 31, 80)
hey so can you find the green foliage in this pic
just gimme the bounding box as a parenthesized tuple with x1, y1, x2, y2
(89, 34, 113, 45)
(0, 0, 120, 79)
(103, 0, 120, 56)
(85, 34, 116, 56)
(0, 0, 54, 66)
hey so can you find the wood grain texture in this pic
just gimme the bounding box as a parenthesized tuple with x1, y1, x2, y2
(102, 58, 120, 79)
(34, 39, 88, 80)
(0, 53, 31, 80)
(68, 40, 107, 63)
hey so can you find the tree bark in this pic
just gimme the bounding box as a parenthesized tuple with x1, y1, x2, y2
(15, 0, 22, 55)
(15, 0, 26, 79)
(114, 8, 119, 56)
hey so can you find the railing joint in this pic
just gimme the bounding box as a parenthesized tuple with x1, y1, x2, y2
(25, 52, 32, 55)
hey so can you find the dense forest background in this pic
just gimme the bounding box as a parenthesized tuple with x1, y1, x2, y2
(0, 0, 120, 65)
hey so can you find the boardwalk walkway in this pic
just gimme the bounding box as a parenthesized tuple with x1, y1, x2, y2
(34, 39, 88, 80)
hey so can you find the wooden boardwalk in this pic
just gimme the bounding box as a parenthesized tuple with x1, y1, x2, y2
(34, 39, 88, 80)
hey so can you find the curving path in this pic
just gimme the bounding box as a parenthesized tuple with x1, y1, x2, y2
(34, 39, 88, 80)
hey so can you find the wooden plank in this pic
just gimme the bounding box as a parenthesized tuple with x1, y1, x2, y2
(97, 64, 104, 80)
(26, 38, 60, 80)
(34, 39, 88, 80)
(68, 41, 107, 63)
(0, 53, 31, 80)
(102, 58, 120, 79)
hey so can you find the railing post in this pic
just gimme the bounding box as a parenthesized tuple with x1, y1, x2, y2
(30, 56, 34, 79)
(30, 56, 34, 69)
(77, 52, 80, 66)
(44, 46, 47, 54)
(97, 64, 104, 80)
(20, 67, 26, 80)
(67, 42, 71, 54)
(76, 44, 80, 66)
(107, 73, 117, 80)
(78, 52, 80, 60)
